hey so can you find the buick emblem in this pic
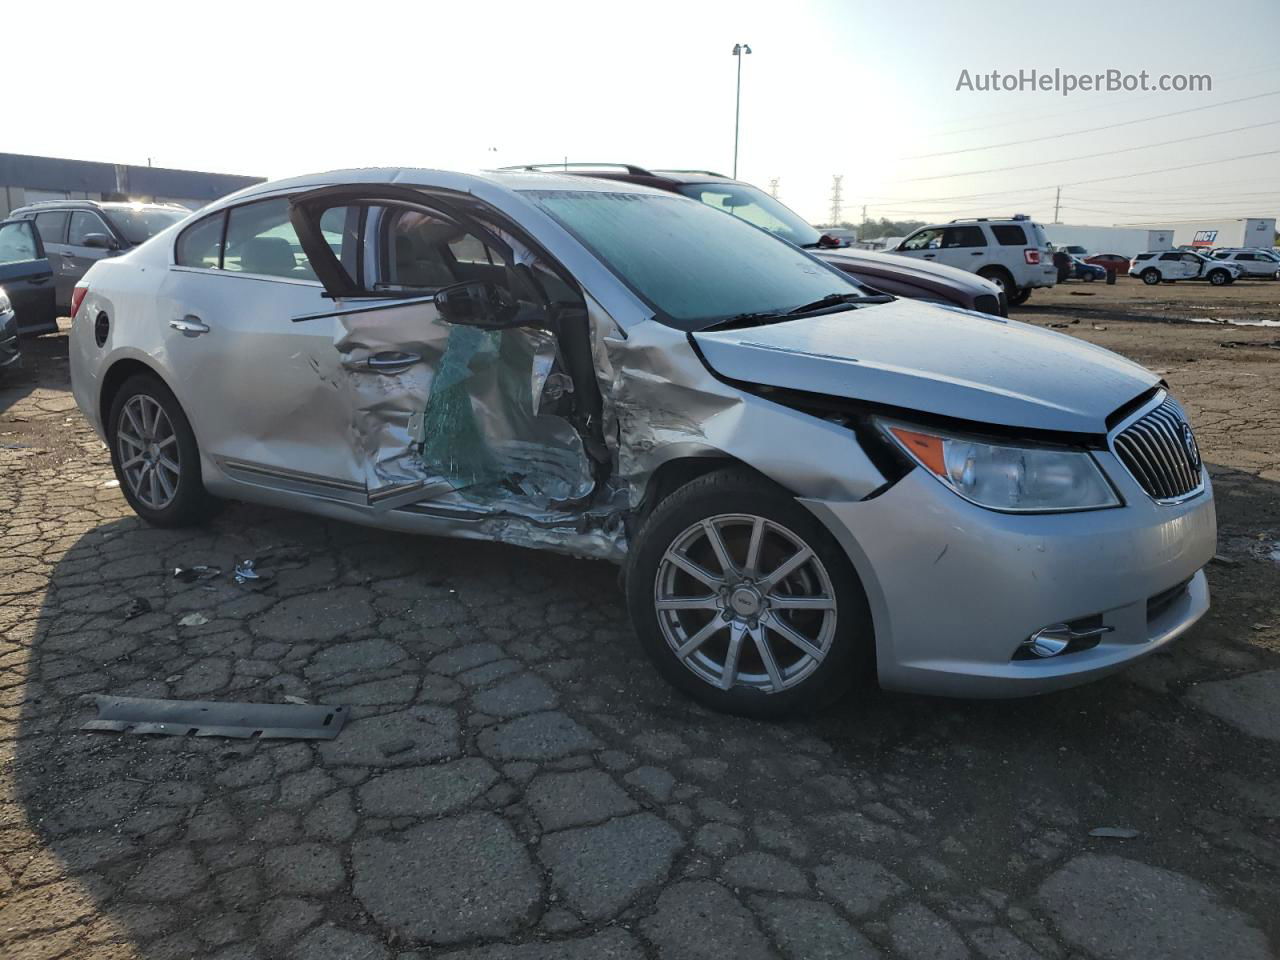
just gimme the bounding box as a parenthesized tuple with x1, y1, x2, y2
(1181, 422, 1201, 470)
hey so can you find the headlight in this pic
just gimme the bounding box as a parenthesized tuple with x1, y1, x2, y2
(879, 421, 1121, 512)
(0, 288, 10, 314)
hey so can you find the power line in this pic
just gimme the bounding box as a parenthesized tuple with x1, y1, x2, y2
(904, 119, 1280, 182)
(900, 90, 1280, 160)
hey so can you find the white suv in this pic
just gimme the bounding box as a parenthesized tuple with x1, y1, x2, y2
(1129, 251, 1242, 286)
(891, 215, 1056, 305)
(1209, 248, 1280, 279)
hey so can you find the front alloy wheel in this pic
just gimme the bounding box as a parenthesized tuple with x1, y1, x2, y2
(627, 468, 872, 718)
(655, 514, 837, 694)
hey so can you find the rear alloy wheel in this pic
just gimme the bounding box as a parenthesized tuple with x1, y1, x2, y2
(627, 469, 872, 718)
(1142, 269, 1161, 285)
(1006, 287, 1031, 305)
(108, 374, 215, 527)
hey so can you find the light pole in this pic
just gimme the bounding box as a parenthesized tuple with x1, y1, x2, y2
(732, 43, 752, 179)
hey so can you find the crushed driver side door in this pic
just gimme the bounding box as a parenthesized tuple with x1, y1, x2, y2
(288, 185, 600, 518)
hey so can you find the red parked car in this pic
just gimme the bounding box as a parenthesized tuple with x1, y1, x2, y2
(505, 164, 1008, 317)
(1084, 253, 1130, 276)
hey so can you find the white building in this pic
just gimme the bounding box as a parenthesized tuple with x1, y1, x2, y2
(1122, 217, 1277, 251)
(1043, 224, 1174, 258)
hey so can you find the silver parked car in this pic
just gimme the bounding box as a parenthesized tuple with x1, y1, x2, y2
(69, 169, 1217, 717)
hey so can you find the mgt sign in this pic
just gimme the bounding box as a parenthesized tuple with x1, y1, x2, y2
(1192, 230, 1218, 247)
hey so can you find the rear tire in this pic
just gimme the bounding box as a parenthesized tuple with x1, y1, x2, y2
(977, 266, 1014, 300)
(1007, 287, 1032, 306)
(107, 374, 215, 527)
(626, 468, 873, 719)
(1141, 269, 1161, 285)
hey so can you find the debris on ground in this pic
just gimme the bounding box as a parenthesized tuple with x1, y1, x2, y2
(178, 612, 209, 627)
(1220, 339, 1280, 350)
(234, 558, 274, 586)
(122, 597, 152, 620)
(1092, 324, 1108, 331)
(1210, 554, 1240, 567)
(1089, 827, 1140, 839)
(173, 564, 222, 582)
(82, 695, 347, 739)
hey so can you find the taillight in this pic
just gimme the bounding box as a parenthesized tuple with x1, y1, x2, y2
(1024, 249, 1041, 265)
(69, 285, 89, 320)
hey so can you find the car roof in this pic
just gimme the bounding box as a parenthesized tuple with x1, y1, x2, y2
(202, 166, 668, 214)
(11, 199, 184, 214)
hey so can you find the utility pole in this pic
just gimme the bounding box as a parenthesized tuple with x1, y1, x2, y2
(731, 43, 752, 179)
(861, 204, 867, 224)
(768, 177, 780, 199)
(1053, 186, 1061, 223)
(829, 175, 844, 227)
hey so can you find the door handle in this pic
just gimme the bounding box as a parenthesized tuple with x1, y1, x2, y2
(28, 276, 50, 285)
(970, 251, 983, 256)
(343, 350, 421, 373)
(923, 253, 936, 259)
(170, 316, 210, 337)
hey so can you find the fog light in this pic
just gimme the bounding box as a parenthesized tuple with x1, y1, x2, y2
(1021, 622, 1113, 659)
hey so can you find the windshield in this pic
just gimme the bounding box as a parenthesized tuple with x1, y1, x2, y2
(673, 182, 823, 247)
(103, 207, 187, 245)
(527, 190, 864, 331)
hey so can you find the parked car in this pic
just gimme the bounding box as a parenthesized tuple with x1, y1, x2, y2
(1083, 253, 1130, 277)
(506, 164, 1007, 317)
(1069, 256, 1107, 282)
(0, 218, 58, 334)
(7, 200, 188, 314)
(1209, 248, 1280, 279)
(0, 288, 21, 372)
(1129, 251, 1242, 285)
(820, 228, 857, 247)
(70, 168, 1215, 717)
(1055, 244, 1088, 256)
(892, 215, 1057, 305)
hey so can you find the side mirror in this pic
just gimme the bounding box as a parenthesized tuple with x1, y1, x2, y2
(433, 280, 544, 330)
(817, 234, 841, 249)
(82, 233, 118, 250)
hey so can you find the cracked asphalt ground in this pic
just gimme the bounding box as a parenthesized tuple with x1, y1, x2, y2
(2, 279, 1278, 960)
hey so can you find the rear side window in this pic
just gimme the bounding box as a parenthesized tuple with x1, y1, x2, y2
(33, 211, 68, 245)
(1134, 253, 1154, 261)
(1159, 253, 1182, 261)
(176, 213, 225, 269)
(991, 225, 1027, 245)
(941, 225, 986, 248)
(224, 198, 312, 280)
(0, 221, 39, 263)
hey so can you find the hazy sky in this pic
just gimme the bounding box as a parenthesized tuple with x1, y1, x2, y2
(8, 0, 1279, 226)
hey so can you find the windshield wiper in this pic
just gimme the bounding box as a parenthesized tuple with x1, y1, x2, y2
(701, 312, 783, 331)
(786, 292, 893, 316)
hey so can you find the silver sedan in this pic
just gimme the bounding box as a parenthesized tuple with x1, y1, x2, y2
(68, 168, 1216, 717)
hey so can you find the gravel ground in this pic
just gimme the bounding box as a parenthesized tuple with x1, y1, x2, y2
(1, 279, 1277, 960)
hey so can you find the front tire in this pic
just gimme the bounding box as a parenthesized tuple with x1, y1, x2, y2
(108, 374, 214, 527)
(626, 468, 873, 718)
(1208, 269, 1231, 286)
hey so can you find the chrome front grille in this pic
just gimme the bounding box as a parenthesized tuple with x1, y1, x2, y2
(1112, 395, 1203, 501)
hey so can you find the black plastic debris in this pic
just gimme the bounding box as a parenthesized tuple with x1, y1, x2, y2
(1089, 827, 1140, 839)
(123, 597, 152, 620)
(173, 565, 222, 582)
(83, 695, 347, 740)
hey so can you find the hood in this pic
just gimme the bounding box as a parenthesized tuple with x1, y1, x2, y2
(692, 298, 1158, 435)
(817, 248, 998, 295)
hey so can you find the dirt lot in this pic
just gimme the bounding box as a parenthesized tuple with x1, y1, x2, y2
(1, 278, 1277, 960)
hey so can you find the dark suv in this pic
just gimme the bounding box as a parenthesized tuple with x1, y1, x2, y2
(7, 199, 188, 313)
(505, 164, 1007, 317)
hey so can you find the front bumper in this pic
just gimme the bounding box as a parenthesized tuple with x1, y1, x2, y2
(803, 456, 1216, 698)
(0, 309, 20, 370)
